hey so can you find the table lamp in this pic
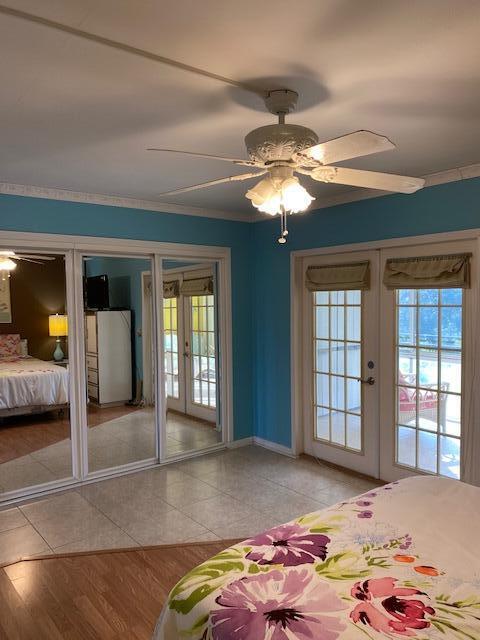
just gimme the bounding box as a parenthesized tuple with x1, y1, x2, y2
(49, 314, 68, 361)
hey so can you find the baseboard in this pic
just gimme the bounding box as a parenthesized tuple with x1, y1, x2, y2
(227, 436, 297, 457)
(227, 437, 253, 449)
(253, 436, 297, 458)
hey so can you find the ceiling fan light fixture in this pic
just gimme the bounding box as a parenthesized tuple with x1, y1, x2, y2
(257, 192, 282, 216)
(281, 177, 315, 213)
(246, 177, 282, 215)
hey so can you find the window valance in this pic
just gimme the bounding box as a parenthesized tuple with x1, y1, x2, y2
(305, 261, 370, 291)
(180, 276, 214, 296)
(383, 253, 471, 289)
(163, 280, 179, 298)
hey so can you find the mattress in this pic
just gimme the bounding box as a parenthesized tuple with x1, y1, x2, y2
(0, 357, 68, 410)
(154, 475, 480, 639)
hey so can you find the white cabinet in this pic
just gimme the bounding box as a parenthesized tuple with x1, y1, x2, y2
(85, 310, 132, 405)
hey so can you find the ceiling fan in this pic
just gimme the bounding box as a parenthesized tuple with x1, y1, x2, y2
(148, 90, 425, 244)
(0, 250, 55, 280)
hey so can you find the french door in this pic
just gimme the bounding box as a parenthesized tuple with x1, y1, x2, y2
(379, 240, 475, 482)
(163, 295, 184, 413)
(303, 240, 475, 482)
(164, 292, 217, 423)
(303, 250, 380, 476)
(185, 294, 217, 422)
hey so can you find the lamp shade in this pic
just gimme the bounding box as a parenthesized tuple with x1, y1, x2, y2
(0, 258, 16, 272)
(49, 314, 68, 337)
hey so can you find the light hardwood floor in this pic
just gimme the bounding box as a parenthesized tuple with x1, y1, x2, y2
(0, 541, 237, 640)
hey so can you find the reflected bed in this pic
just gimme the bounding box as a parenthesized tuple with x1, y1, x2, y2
(0, 357, 68, 417)
(154, 476, 480, 639)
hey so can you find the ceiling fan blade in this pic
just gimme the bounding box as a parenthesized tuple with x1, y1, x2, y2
(300, 131, 395, 165)
(15, 257, 45, 264)
(147, 148, 259, 167)
(16, 254, 56, 260)
(310, 166, 425, 194)
(159, 170, 267, 196)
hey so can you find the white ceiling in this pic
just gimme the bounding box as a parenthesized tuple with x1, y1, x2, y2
(0, 0, 479, 219)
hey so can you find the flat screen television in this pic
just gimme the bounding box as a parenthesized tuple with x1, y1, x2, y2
(85, 275, 109, 310)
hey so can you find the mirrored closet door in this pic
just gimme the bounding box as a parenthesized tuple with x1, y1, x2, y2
(162, 260, 222, 457)
(0, 238, 231, 504)
(82, 254, 157, 473)
(0, 249, 75, 497)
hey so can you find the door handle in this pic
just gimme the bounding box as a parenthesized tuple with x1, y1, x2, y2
(359, 376, 375, 386)
(183, 351, 190, 358)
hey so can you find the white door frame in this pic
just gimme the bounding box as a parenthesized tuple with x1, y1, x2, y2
(292, 228, 480, 485)
(0, 231, 233, 505)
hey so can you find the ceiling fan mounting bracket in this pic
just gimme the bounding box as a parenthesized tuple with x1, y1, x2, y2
(264, 89, 299, 120)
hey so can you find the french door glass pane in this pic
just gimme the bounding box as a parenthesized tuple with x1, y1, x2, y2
(313, 290, 362, 451)
(395, 288, 462, 479)
(163, 297, 179, 399)
(190, 295, 216, 408)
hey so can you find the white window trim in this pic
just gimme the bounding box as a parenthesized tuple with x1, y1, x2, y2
(0, 231, 233, 505)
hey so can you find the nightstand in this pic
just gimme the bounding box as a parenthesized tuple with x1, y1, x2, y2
(48, 359, 69, 368)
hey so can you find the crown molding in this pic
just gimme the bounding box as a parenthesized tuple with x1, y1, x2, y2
(1, 161, 479, 226)
(0, 181, 251, 223)
(252, 161, 480, 222)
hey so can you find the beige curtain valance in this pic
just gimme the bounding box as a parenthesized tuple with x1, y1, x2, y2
(180, 276, 214, 296)
(383, 253, 471, 289)
(306, 261, 370, 291)
(163, 280, 179, 298)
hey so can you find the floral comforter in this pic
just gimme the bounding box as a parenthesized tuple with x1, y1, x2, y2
(154, 475, 480, 639)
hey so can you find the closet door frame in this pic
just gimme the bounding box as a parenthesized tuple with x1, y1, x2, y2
(0, 231, 233, 506)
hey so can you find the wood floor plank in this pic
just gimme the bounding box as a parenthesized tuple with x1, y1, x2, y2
(0, 541, 234, 639)
(0, 405, 139, 463)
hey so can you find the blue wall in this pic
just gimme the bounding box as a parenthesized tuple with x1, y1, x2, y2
(252, 177, 480, 447)
(0, 194, 254, 440)
(2, 177, 480, 448)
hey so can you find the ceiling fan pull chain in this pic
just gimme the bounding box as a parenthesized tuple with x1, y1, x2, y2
(278, 207, 288, 244)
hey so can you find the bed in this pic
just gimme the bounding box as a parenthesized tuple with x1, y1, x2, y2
(154, 475, 480, 639)
(0, 357, 69, 417)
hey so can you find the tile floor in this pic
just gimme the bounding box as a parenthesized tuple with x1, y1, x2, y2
(0, 445, 380, 565)
(0, 410, 221, 493)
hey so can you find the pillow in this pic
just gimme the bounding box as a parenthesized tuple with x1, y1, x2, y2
(0, 334, 21, 358)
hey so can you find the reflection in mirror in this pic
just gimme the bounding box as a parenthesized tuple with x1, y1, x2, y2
(83, 256, 156, 472)
(162, 259, 222, 456)
(0, 251, 72, 494)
